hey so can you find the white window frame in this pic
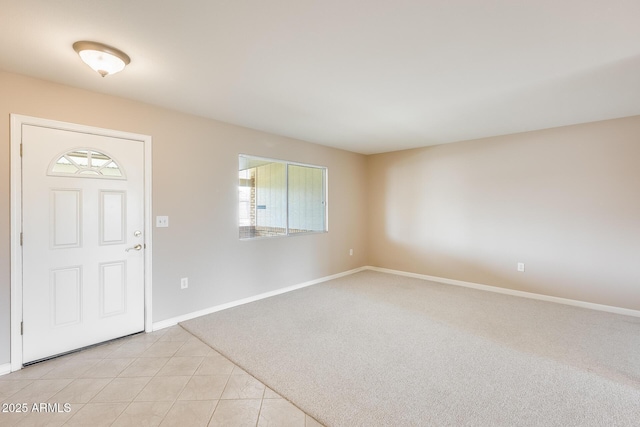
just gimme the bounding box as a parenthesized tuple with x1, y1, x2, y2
(238, 154, 328, 239)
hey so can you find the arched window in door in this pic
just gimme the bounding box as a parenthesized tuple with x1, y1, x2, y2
(48, 149, 126, 179)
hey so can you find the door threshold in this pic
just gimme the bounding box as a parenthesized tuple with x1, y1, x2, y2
(23, 330, 145, 367)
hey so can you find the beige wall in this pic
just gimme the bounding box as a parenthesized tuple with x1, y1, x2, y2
(368, 116, 640, 310)
(0, 71, 369, 365)
(2, 69, 639, 367)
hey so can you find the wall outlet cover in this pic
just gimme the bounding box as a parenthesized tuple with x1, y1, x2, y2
(156, 216, 169, 228)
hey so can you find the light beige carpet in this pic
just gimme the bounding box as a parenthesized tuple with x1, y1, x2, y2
(181, 270, 640, 426)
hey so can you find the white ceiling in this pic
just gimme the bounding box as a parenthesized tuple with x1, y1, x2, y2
(2, 1, 639, 154)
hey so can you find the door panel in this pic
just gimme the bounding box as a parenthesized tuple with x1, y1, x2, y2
(100, 191, 126, 244)
(51, 267, 82, 326)
(51, 189, 82, 248)
(22, 124, 145, 363)
(100, 261, 126, 316)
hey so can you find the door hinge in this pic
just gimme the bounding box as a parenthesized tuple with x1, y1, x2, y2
(21, 322, 23, 335)
(20, 232, 23, 246)
(20, 143, 23, 157)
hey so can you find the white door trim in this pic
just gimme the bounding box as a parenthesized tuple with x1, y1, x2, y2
(10, 114, 153, 372)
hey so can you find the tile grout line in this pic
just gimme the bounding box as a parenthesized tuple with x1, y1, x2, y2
(19, 339, 128, 425)
(2, 329, 171, 427)
(181, 326, 313, 426)
(110, 337, 191, 426)
(79, 331, 169, 426)
(2, 327, 319, 427)
(66, 338, 154, 425)
(178, 324, 241, 424)
(158, 340, 204, 426)
(255, 386, 267, 427)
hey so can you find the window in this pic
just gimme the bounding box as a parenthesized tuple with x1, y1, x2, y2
(239, 155, 327, 239)
(49, 149, 125, 179)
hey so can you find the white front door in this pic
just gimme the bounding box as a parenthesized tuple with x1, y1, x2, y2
(22, 124, 146, 363)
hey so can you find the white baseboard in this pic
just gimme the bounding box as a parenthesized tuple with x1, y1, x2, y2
(8, 264, 636, 370)
(366, 266, 640, 318)
(152, 266, 369, 331)
(0, 363, 12, 377)
(153, 264, 640, 331)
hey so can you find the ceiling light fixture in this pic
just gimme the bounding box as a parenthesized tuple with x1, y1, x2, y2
(73, 41, 130, 77)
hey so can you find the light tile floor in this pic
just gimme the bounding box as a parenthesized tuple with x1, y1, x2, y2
(0, 326, 324, 427)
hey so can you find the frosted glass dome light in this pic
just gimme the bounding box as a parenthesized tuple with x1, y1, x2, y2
(73, 41, 130, 77)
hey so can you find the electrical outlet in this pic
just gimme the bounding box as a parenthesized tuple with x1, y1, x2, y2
(156, 216, 169, 228)
(180, 277, 188, 289)
(349, 249, 353, 256)
(517, 262, 525, 272)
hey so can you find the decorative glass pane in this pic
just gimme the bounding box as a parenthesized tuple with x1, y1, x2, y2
(100, 161, 123, 177)
(51, 163, 79, 174)
(56, 156, 73, 165)
(90, 153, 112, 167)
(49, 149, 125, 179)
(67, 150, 90, 166)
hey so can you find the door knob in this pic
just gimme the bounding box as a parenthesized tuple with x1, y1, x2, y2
(125, 244, 142, 252)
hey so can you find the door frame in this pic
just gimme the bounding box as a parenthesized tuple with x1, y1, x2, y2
(10, 114, 153, 371)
